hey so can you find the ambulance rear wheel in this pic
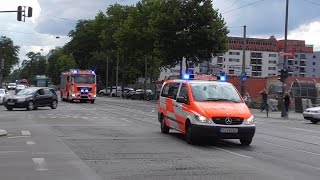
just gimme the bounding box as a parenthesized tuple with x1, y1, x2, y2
(160, 117, 170, 134)
(186, 125, 197, 145)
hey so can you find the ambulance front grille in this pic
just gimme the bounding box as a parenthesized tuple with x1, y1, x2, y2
(212, 117, 244, 125)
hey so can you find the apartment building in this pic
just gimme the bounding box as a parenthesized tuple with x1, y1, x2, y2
(158, 36, 320, 80)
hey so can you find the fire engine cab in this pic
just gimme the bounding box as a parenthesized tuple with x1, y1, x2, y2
(158, 74, 255, 145)
(60, 69, 97, 103)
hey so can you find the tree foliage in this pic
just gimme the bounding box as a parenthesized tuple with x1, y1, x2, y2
(0, 36, 20, 78)
(41, 0, 229, 85)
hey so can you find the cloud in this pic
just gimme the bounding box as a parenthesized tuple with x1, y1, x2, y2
(288, 21, 320, 51)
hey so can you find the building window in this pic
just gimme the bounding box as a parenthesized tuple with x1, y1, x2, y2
(229, 51, 240, 55)
(313, 68, 316, 72)
(269, 54, 277, 57)
(300, 54, 306, 59)
(268, 67, 276, 70)
(313, 62, 316, 65)
(295, 61, 297, 64)
(269, 60, 277, 64)
(313, 55, 316, 59)
(229, 58, 240, 62)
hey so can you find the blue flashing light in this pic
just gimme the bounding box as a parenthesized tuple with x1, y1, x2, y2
(91, 70, 95, 75)
(183, 74, 190, 80)
(219, 75, 227, 82)
(73, 70, 78, 74)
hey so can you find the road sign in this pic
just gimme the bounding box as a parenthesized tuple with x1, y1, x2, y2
(279, 52, 295, 57)
(241, 72, 247, 81)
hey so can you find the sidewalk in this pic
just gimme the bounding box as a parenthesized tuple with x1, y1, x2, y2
(251, 108, 304, 121)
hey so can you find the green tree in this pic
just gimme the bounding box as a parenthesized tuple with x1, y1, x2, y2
(0, 36, 20, 78)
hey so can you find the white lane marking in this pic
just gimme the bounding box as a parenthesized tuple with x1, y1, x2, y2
(32, 158, 48, 171)
(26, 141, 35, 145)
(0, 151, 25, 153)
(289, 127, 320, 133)
(256, 140, 320, 156)
(212, 147, 252, 159)
(8, 135, 30, 139)
(150, 109, 155, 113)
(21, 131, 31, 136)
(121, 118, 132, 123)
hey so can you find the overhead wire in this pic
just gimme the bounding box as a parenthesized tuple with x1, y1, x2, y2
(221, 0, 265, 14)
(303, 0, 320, 6)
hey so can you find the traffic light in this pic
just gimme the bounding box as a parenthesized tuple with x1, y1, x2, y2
(27, 7, 33, 17)
(17, 6, 23, 21)
(278, 68, 288, 83)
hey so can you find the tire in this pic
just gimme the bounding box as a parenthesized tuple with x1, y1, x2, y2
(26, 101, 34, 111)
(186, 125, 197, 145)
(90, 100, 95, 104)
(6, 107, 13, 111)
(112, 93, 116, 97)
(240, 138, 252, 146)
(160, 117, 170, 134)
(311, 119, 319, 124)
(51, 100, 58, 109)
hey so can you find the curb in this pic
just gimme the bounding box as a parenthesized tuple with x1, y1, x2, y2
(0, 129, 7, 136)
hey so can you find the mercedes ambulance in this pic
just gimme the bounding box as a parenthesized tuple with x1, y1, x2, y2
(158, 75, 255, 145)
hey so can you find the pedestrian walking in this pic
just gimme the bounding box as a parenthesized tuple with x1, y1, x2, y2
(243, 92, 251, 106)
(259, 89, 268, 111)
(283, 91, 291, 118)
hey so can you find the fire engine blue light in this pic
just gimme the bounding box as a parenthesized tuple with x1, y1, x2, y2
(219, 75, 226, 82)
(183, 74, 190, 80)
(91, 70, 95, 74)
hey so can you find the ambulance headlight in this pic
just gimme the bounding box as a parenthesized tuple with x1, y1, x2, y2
(194, 114, 212, 124)
(244, 115, 254, 125)
(72, 94, 76, 97)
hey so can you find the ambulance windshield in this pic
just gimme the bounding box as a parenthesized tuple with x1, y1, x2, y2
(190, 83, 242, 102)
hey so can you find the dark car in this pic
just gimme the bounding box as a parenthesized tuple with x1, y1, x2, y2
(131, 89, 154, 101)
(4, 87, 58, 111)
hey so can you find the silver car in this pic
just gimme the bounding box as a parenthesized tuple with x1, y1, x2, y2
(0, 89, 7, 104)
(303, 106, 320, 124)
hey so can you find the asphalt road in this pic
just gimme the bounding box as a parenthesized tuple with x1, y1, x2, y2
(1, 94, 320, 180)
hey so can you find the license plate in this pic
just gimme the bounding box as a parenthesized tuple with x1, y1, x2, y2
(220, 128, 238, 133)
(7, 102, 14, 105)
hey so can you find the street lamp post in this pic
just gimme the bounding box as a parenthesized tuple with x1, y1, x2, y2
(281, 0, 289, 117)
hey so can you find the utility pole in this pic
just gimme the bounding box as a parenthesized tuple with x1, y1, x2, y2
(0, 58, 4, 88)
(281, 0, 289, 117)
(144, 56, 147, 100)
(241, 25, 247, 97)
(106, 57, 109, 91)
(116, 52, 119, 97)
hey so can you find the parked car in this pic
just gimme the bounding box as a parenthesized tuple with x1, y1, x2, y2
(131, 89, 154, 101)
(303, 106, 320, 124)
(15, 84, 26, 94)
(123, 88, 136, 99)
(99, 87, 112, 96)
(7, 83, 17, 90)
(4, 87, 58, 111)
(0, 89, 8, 104)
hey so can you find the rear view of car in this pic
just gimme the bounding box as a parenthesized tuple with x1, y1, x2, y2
(7, 83, 17, 90)
(15, 85, 26, 93)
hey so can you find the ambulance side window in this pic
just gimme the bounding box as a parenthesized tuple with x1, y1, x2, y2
(168, 82, 180, 100)
(161, 83, 170, 97)
(179, 83, 189, 99)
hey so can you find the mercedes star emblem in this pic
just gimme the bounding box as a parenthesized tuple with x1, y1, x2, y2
(225, 117, 232, 125)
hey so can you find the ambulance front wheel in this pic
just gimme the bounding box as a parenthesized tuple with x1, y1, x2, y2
(186, 125, 197, 145)
(240, 138, 252, 146)
(160, 117, 170, 134)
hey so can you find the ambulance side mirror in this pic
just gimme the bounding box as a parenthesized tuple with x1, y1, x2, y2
(177, 96, 188, 104)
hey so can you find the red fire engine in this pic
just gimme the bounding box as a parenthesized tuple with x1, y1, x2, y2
(60, 69, 97, 103)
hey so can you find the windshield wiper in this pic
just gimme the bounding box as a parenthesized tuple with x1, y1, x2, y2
(203, 98, 240, 103)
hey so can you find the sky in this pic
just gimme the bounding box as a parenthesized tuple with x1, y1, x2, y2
(1, 0, 320, 65)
